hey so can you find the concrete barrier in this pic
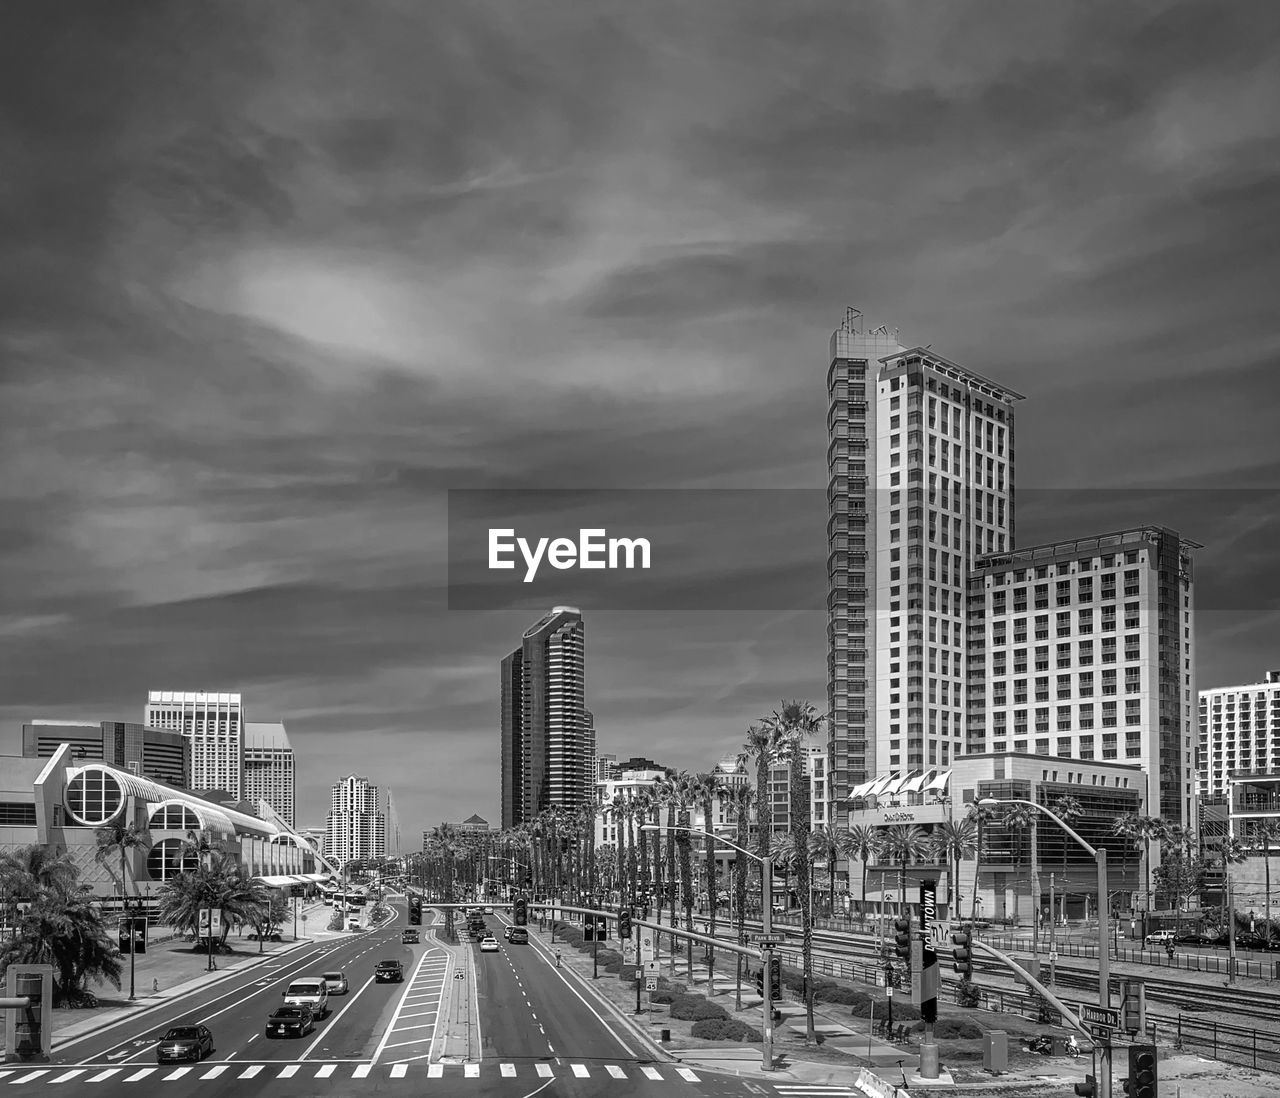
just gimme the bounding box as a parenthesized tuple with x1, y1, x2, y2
(856, 1066, 898, 1098)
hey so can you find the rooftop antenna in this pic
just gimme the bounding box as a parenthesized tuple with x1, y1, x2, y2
(870, 324, 889, 336)
(843, 306, 863, 334)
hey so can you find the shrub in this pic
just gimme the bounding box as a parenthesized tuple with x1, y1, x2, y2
(874, 998, 920, 1021)
(669, 995, 730, 1022)
(816, 986, 867, 1006)
(691, 1018, 763, 1041)
(595, 949, 624, 968)
(916, 1018, 983, 1040)
(650, 990, 677, 1004)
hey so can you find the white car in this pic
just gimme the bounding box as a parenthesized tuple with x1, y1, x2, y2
(1144, 929, 1176, 946)
(479, 936, 500, 953)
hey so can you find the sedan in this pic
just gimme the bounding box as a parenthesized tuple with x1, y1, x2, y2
(375, 960, 405, 983)
(479, 936, 500, 953)
(265, 1006, 315, 1039)
(155, 1025, 214, 1063)
(321, 971, 348, 995)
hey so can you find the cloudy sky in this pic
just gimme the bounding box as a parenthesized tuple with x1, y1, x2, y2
(2, 1, 1278, 839)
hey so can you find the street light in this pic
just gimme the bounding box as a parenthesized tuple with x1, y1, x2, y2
(981, 797, 1112, 1098)
(642, 823, 776, 1073)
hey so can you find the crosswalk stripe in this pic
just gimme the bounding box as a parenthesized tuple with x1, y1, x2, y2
(8, 1071, 49, 1084)
(162, 1068, 192, 1081)
(124, 1069, 155, 1082)
(352, 1065, 371, 1078)
(237, 1066, 262, 1079)
(571, 1064, 590, 1078)
(607, 1065, 627, 1078)
(536, 1064, 554, 1077)
(199, 1067, 227, 1080)
(314, 1066, 336, 1078)
(46, 1071, 84, 1085)
(277, 1066, 299, 1078)
(427, 1064, 443, 1078)
(641, 1066, 663, 1080)
(390, 1065, 408, 1078)
(86, 1071, 120, 1083)
(676, 1067, 700, 1082)
(464, 1064, 479, 1078)
(501, 1064, 516, 1077)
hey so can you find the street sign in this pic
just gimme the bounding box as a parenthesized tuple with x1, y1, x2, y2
(1080, 1004, 1120, 1028)
(1087, 1022, 1113, 1044)
(758, 936, 785, 949)
(1049, 951, 1058, 962)
(640, 934, 655, 962)
(646, 960, 660, 973)
(645, 976, 658, 992)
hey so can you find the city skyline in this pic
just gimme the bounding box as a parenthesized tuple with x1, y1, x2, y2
(2, 2, 1279, 831)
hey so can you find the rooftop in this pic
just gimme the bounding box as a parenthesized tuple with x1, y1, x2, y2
(879, 346, 1026, 403)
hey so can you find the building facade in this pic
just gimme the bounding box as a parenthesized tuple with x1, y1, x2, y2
(969, 526, 1198, 828)
(1199, 670, 1280, 801)
(326, 774, 386, 868)
(500, 606, 590, 829)
(22, 720, 188, 787)
(144, 691, 244, 800)
(241, 722, 295, 828)
(825, 310, 1024, 814)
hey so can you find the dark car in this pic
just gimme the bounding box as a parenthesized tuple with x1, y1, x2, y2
(265, 1005, 315, 1039)
(508, 927, 529, 944)
(155, 1025, 214, 1063)
(402, 928, 420, 944)
(375, 960, 404, 983)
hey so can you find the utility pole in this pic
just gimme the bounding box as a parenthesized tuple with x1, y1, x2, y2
(1048, 874, 1057, 987)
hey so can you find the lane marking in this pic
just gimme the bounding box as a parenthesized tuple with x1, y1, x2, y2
(8, 1072, 48, 1084)
(352, 1065, 371, 1078)
(86, 1071, 120, 1083)
(299, 970, 378, 1061)
(536, 1063, 554, 1077)
(427, 1063, 444, 1077)
(390, 1064, 408, 1078)
(161, 1067, 192, 1080)
(571, 1063, 590, 1078)
(124, 1068, 155, 1081)
(607, 1065, 627, 1078)
(315, 1065, 336, 1077)
(676, 1067, 701, 1082)
(370, 948, 445, 1064)
(464, 1063, 479, 1077)
(277, 1065, 299, 1078)
(237, 1066, 262, 1078)
(46, 1071, 84, 1084)
(525, 932, 636, 1058)
(642, 1066, 663, 1079)
(501, 1063, 517, 1077)
(199, 1066, 227, 1079)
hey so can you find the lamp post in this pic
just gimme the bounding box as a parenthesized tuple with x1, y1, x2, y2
(981, 797, 1110, 1098)
(643, 823, 775, 1073)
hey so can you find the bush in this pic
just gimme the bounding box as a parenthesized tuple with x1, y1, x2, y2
(955, 978, 982, 1008)
(873, 997, 920, 1021)
(918, 1018, 983, 1040)
(595, 949, 623, 968)
(691, 1018, 763, 1041)
(816, 986, 868, 1006)
(669, 994, 730, 1022)
(650, 990, 678, 1004)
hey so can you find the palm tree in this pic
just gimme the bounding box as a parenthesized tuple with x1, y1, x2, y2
(1141, 816, 1172, 912)
(426, 823, 463, 939)
(690, 772, 723, 976)
(929, 817, 977, 921)
(965, 803, 999, 928)
(769, 832, 798, 907)
(740, 723, 781, 900)
(182, 829, 222, 871)
(1111, 811, 1144, 917)
(0, 880, 122, 1006)
(672, 772, 697, 978)
(94, 820, 152, 902)
(610, 793, 629, 905)
(1003, 804, 1036, 928)
(880, 824, 930, 919)
(1257, 822, 1280, 943)
(725, 784, 755, 1010)
(155, 850, 270, 949)
(808, 827, 850, 918)
(0, 844, 78, 899)
(846, 825, 884, 921)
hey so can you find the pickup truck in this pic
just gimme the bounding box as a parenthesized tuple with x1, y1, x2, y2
(282, 977, 329, 1018)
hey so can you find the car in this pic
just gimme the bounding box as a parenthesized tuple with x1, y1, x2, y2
(321, 971, 348, 995)
(507, 927, 528, 944)
(265, 1005, 315, 1038)
(483, 906, 493, 915)
(282, 977, 330, 1018)
(348, 917, 361, 930)
(402, 928, 420, 944)
(155, 1025, 214, 1063)
(1144, 930, 1176, 946)
(503, 925, 514, 941)
(375, 960, 405, 983)
(479, 935, 500, 953)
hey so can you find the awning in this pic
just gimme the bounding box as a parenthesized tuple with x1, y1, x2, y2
(900, 769, 934, 795)
(924, 770, 952, 792)
(863, 775, 894, 798)
(849, 778, 876, 799)
(255, 874, 311, 888)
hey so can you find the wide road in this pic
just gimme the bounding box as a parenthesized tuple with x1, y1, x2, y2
(0, 903, 772, 1098)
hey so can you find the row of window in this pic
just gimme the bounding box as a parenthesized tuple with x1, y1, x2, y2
(992, 699, 1144, 729)
(987, 551, 1145, 583)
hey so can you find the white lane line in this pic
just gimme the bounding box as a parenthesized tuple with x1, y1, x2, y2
(501, 1063, 516, 1077)
(390, 1064, 408, 1078)
(277, 1065, 299, 1078)
(676, 1067, 701, 1082)
(389, 1022, 436, 1032)
(397, 1009, 438, 1020)
(299, 970, 377, 1061)
(370, 947, 444, 1064)
(352, 1065, 372, 1078)
(8, 1071, 49, 1084)
(86, 1070, 121, 1083)
(641, 1066, 663, 1079)
(199, 1067, 228, 1079)
(46, 1071, 85, 1084)
(237, 1066, 263, 1079)
(464, 1063, 479, 1078)
(607, 1065, 627, 1078)
(161, 1067, 193, 1080)
(571, 1063, 590, 1078)
(314, 1065, 336, 1078)
(124, 1068, 155, 1082)
(536, 1063, 554, 1077)
(427, 1063, 444, 1077)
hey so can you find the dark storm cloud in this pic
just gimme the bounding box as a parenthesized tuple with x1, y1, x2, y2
(2, 0, 1279, 829)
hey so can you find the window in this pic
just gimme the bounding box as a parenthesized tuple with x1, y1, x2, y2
(147, 839, 200, 882)
(64, 768, 125, 825)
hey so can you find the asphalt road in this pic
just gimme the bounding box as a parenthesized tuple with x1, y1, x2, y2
(0, 903, 767, 1098)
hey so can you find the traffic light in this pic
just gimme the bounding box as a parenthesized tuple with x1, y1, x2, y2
(514, 898, 528, 926)
(951, 929, 972, 979)
(1074, 1074, 1096, 1098)
(754, 968, 764, 996)
(408, 899, 422, 925)
(618, 910, 632, 939)
(894, 916, 912, 961)
(1128, 1043, 1158, 1098)
(767, 954, 781, 1000)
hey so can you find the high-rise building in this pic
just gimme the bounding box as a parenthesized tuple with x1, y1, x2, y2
(326, 774, 386, 868)
(21, 720, 188, 786)
(242, 722, 295, 827)
(500, 606, 589, 829)
(969, 526, 1198, 827)
(1199, 670, 1280, 801)
(825, 310, 1024, 809)
(596, 753, 619, 782)
(144, 691, 243, 799)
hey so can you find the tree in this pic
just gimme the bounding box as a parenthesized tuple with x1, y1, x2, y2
(929, 818, 977, 922)
(846, 825, 884, 920)
(1003, 804, 1036, 927)
(809, 827, 851, 918)
(691, 772, 723, 975)
(0, 845, 78, 899)
(671, 771, 697, 978)
(740, 723, 781, 902)
(964, 804, 999, 927)
(155, 850, 270, 949)
(425, 823, 463, 939)
(1111, 811, 1145, 915)
(880, 824, 930, 920)
(0, 881, 122, 1006)
(1257, 821, 1280, 943)
(94, 821, 152, 901)
(725, 784, 754, 1009)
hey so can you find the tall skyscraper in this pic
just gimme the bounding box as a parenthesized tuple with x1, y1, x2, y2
(500, 606, 589, 829)
(242, 722, 295, 827)
(326, 774, 386, 868)
(144, 691, 243, 799)
(969, 526, 1198, 827)
(825, 309, 1024, 807)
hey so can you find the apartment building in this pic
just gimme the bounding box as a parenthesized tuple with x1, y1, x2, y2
(144, 691, 244, 800)
(326, 774, 386, 868)
(21, 720, 188, 787)
(242, 722, 295, 827)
